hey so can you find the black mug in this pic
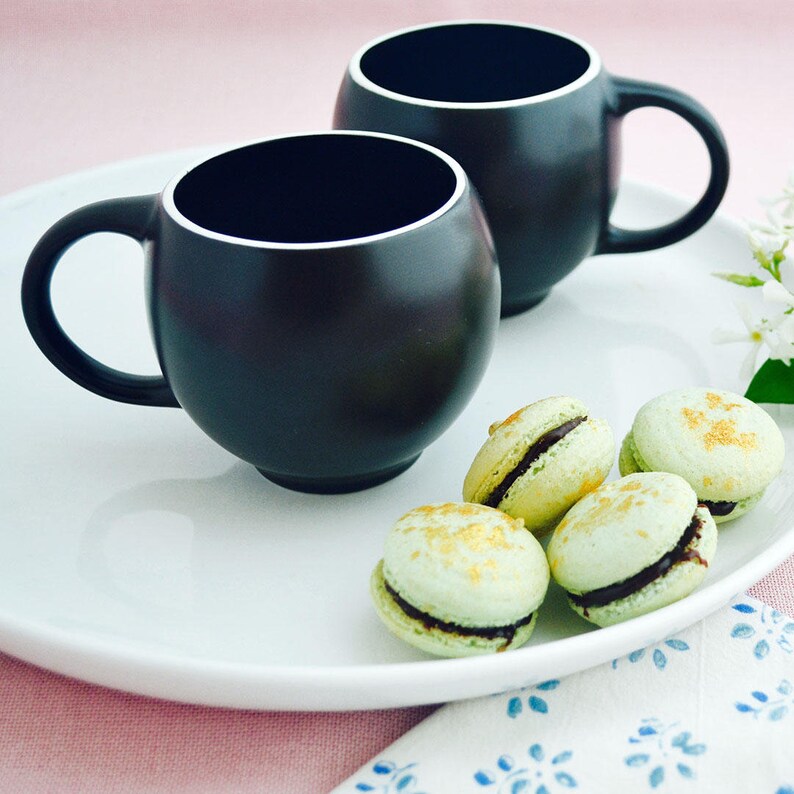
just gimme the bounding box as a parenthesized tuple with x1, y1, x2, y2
(334, 20, 730, 316)
(21, 131, 500, 493)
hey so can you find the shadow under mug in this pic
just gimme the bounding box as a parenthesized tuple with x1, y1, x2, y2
(21, 131, 501, 494)
(334, 20, 730, 317)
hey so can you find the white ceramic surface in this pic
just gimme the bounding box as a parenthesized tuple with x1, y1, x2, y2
(1, 150, 792, 711)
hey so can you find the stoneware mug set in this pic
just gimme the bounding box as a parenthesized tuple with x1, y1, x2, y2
(21, 21, 730, 494)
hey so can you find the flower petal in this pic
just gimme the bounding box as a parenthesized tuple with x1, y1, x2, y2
(780, 259, 794, 291)
(710, 328, 753, 345)
(739, 342, 761, 381)
(762, 279, 794, 307)
(775, 317, 794, 346)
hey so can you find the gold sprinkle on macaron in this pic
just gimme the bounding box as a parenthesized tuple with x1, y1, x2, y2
(412, 521, 512, 556)
(682, 407, 707, 429)
(705, 391, 741, 411)
(617, 496, 635, 513)
(454, 522, 512, 553)
(466, 559, 498, 585)
(702, 419, 757, 452)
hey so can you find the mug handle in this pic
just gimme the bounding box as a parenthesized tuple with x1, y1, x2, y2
(595, 76, 730, 256)
(21, 194, 180, 407)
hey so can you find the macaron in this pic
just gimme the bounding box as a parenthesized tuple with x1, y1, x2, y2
(547, 472, 718, 627)
(619, 387, 785, 522)
(462, 396, 615, 534)
(370, 502, 550, 657)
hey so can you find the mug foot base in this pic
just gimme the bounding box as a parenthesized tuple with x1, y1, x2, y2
(501, 292, 550, 317)
(257, 454, 421, 494)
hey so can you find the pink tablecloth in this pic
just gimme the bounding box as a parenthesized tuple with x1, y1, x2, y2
(1, 1, 792, 791)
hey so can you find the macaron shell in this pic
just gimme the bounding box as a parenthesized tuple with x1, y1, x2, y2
(618, 430, 643, 476)
(567, 506, 718, 627)
(547, 472, 698, 593)
(370, 561, 540, 657)
(495, 417, 615, 534)
(463, 396, 591, 505)
(383, 503, 549, 627)
(628, 388, 785, 502)
(621, 427, 767, 524)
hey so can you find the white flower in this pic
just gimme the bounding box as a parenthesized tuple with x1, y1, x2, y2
(778, 315, 794, 345)
(746, 218, 789, 258)
(762, 278, 794, 308)
(780, 258, 794, 292)
(711, 301, 770, 380)
(767, 315, 794, 363)
(747, 282, 794, 363)
(713, 171, 794, 385)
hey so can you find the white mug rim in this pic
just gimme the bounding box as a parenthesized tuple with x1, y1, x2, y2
(160, 130, 468, 250)
(348, 19, 602, 110)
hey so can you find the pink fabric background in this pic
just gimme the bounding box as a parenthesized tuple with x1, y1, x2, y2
(1, 1, 792, 791)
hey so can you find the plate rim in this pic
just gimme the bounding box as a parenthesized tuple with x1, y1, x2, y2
(2, 149, 791, 711)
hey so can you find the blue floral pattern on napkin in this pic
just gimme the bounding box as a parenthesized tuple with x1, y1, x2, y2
(333, 595, 793, 794)
(474, 745, 577, 792)
(624, 719, 705, 788)
(506, 680, 561, 719)
(354, 761, 426, 793)
(730, 603, 794, 659)
(612, 638, 690, 671)
(735, 679, 793, 721)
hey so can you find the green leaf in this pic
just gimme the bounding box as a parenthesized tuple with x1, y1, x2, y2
(712, 272, 766, 287)
(745, 359, 794, 404)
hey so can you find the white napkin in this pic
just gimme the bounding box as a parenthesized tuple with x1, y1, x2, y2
(331, 594, 794, 794)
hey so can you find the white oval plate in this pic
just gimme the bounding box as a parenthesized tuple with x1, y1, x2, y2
(2, 149, 792, 711)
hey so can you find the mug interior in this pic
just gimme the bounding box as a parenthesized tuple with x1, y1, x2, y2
(358, 23, 592, 103)
(171, 133, 459, 244)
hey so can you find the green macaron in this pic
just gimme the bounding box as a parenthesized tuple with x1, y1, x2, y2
(371, 502, 550, 657)
(619, 387, 785, 522)
(547, 472, 718, 627)
(462, 396, 615, 535)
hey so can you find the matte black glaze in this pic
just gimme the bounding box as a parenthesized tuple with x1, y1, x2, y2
(21, 133, 500, 493)
(334, 22, 729, 316)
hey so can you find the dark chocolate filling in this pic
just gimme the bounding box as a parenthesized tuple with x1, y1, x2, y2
(700, 499, 737, 517)
(484, 416, 587, 508)
(567, 513, 708, 611)
(385, 581, 533, 648)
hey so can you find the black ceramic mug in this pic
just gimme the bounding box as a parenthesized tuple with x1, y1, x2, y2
(21, 131, 500, 493)
(334, 20, 730, 316)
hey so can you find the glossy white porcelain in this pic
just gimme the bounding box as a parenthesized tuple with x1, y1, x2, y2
(1, 150, 792, 710)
